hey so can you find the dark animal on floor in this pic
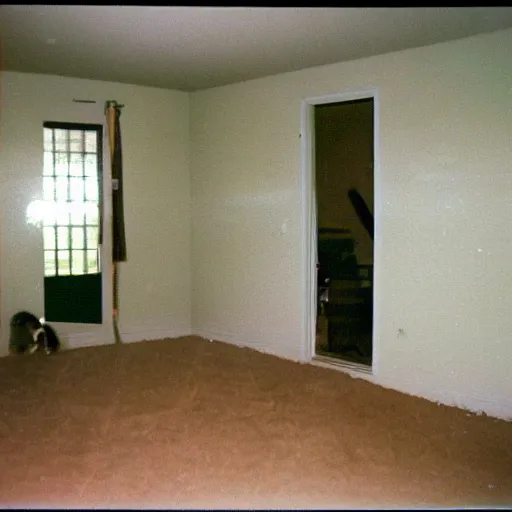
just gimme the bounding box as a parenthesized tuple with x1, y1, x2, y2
(8, 311, 60, 356)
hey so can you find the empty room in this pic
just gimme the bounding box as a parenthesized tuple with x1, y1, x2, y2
(0, 6, 511, 509)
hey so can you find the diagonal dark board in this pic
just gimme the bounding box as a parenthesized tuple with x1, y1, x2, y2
(44, 273, 102, 324)
(347, 188, 374, 241)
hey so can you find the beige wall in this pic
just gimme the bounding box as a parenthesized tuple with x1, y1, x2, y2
(0, 72, 191, 351)
(190, 28, 512, 420)
(315, 100, 374, 264)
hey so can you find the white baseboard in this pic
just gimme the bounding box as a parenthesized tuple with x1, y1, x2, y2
(119, 327, 192, 344)
(2, 326, 192, 355)
(193, 328, 302, 363)
(376, 375, 512, 422)
(63, 327, 191, 350)
(64, 333, 115, 350)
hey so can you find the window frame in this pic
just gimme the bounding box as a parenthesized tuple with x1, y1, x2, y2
(42, 121, 103, 277)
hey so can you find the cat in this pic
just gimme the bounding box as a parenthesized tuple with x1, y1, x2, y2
(9, 311, 60, 356)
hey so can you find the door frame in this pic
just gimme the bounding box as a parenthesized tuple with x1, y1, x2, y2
(300, 88, 381, 373)
(42, 121, 104, 324)
(43, 117, 115, 348)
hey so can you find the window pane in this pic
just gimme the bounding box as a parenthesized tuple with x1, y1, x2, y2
(87, 249, 99, 273)
(85, 203, 99, 225)
(43, 226, 56, 250)
(44, 151, 54, 176)
(72, 227, 84, 249)
(69, 153, 84, 177)
(55, 153, 69, 177)
(87, 227, 98, 249)
(57, 250, 70, 275)
(44, 251, 56, 277)
(69, 130, 83, 153)
(43, 204, 56, 226)
(56, 207, 70, 226)
(70, 177, 84, 201)
(85, 131, 97, 153)
(72, 250, 85, 275)
(54, 129, 68, 152)
(85, 177, 98, 201)
(84, 154, 97, 177)
(42, 127, 102, 278)
(57, 226, 69, 250)
(44, 128, 54, 151)
(56, 177, 68, 201)
(70, 202, 84, 225)
(43, 177, 55, 201)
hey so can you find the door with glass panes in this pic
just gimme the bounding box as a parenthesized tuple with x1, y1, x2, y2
(43, 122, 103, 324)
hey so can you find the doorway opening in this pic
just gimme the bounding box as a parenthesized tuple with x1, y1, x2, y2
(312, 96, 375, 368)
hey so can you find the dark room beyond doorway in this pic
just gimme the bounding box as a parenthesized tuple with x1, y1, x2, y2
(314, 97, 374, 367)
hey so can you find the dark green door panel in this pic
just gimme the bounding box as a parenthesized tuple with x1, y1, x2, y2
(44, 273, 102, 324)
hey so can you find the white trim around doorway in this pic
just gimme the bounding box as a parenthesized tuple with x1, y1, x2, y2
(300, 87, 381, 377)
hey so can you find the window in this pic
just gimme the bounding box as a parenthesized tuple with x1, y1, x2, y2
(42, 123, 102, 277)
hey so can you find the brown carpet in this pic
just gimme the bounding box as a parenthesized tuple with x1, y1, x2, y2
(0, 336, 511, 509)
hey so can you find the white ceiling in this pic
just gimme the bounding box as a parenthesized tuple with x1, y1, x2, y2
(1, 6, 512, 92)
